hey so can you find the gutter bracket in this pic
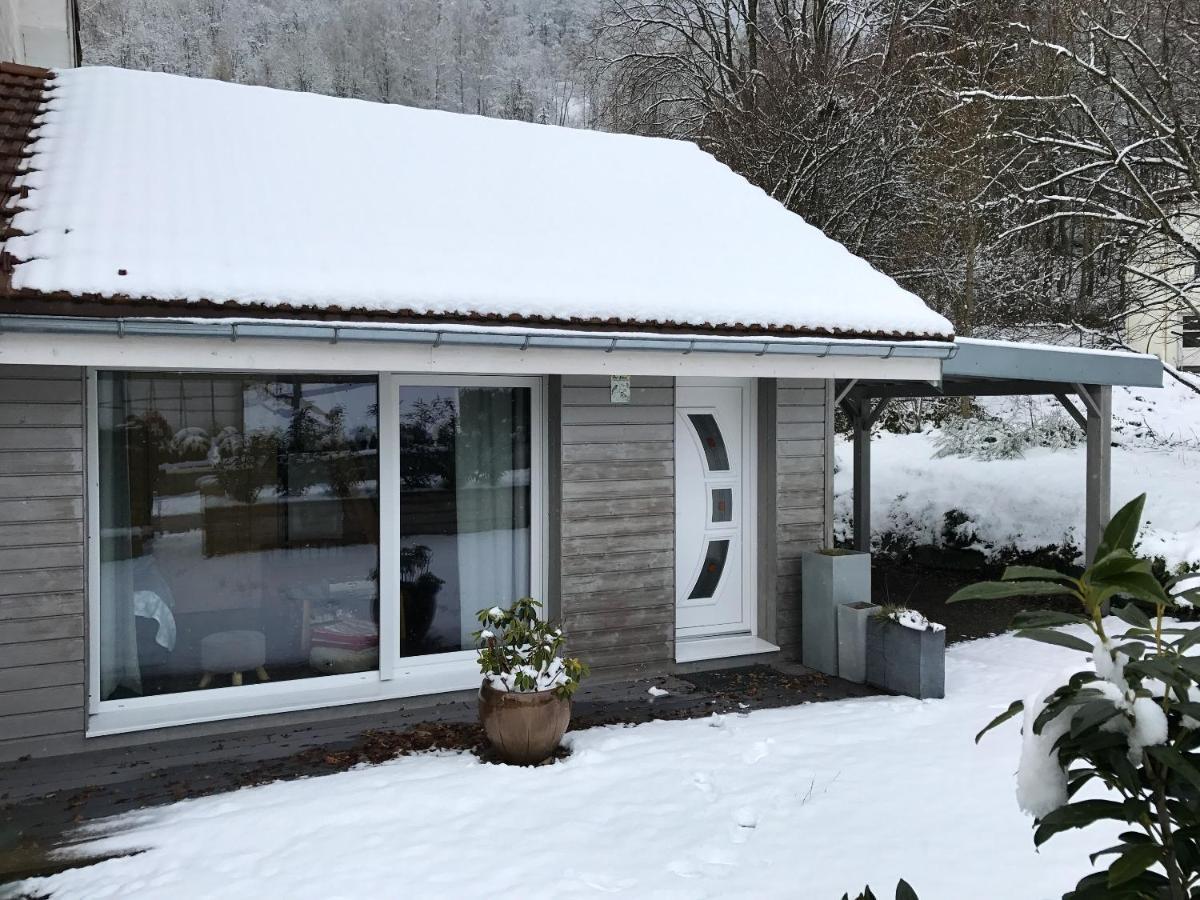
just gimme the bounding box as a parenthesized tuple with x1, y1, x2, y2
(330, 326, 340, 345)
(519, 334, 531, 352)
(431, 331, 443, 350)
(230, 323, 238, 343)
(605, 338, 617, 353)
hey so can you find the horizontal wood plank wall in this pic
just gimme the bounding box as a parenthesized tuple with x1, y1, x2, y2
(0, 365, 87, 755)
(558, 376, 674, 676)
(774, 378, 828, 656)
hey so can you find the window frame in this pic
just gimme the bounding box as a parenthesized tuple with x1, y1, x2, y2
(85, 369, 546, 735)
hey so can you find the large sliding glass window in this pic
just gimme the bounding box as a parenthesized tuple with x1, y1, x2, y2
(396, 383, 532, 656)
(97, 373, 380, 699)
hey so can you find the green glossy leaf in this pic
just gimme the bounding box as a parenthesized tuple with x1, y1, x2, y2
(1146, 746, 1200, 793)
(947, 580, 1078, 604)
(1096, 493, 1146, 559)
(1095, 571, 1171, 607)
(1106, 843, 1160, 887)
(1001, 565, 1078, 585)
(1010, 609, 1089, 630)
(1016, 628, 1095, 654)
(895, 880, 918, 900)
(1070, 700, 1122, 738)
(1034, 799, 1131, 846)
(1110, 602, 1153, 630)
(976, 699, 1024, 744)
(1087, 550, 1144, 582)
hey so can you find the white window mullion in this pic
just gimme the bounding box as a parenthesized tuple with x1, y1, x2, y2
(377, 373, 401, 681)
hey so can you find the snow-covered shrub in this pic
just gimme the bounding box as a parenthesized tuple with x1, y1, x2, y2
(933, 408, 1081, 461)
(940, 509, 978, 549)
(933, 414, 1028, 460)
(474, 598, 587, 697)
(171, 426, 211, 461)
(951, 494, 1200, 898)
(212, 429, 279, 504)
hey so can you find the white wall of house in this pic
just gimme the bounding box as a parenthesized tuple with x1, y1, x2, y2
(0, 0, 78, 68)
(1124, 306, 1184, 366)
(1122, 215, 1199, 370)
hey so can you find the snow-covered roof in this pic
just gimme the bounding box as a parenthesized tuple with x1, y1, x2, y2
(1, 65, 954, 341)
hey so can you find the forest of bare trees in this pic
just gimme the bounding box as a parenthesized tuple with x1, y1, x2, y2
(79, 0, 1200, 343)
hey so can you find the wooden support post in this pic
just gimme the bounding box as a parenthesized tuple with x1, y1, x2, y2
(852, 399, 871, 552)
(1083, 384, 1112, 563)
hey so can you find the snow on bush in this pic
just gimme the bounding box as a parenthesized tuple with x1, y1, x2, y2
(474, 598, 587, 697)
(171, 425, 211, 460)
(1015, 680, 1072, 818)
(835, 375, 1200, 568)
(953, 494, 1200, 896)
(933, 406, 1081, 461)
(883, 608, 945, 633)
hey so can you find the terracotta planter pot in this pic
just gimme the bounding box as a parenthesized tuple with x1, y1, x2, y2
(478, 681, 571, 765)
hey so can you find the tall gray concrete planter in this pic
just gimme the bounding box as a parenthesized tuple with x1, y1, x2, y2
(865, 615, 946, 700)
(801, 549, 871, 677)
(837, 602, 879, 684)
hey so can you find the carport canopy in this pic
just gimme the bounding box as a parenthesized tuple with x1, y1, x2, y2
(836, 338, 1165, 563)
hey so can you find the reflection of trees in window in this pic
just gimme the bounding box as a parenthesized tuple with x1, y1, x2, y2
(399, 396, 457, 488)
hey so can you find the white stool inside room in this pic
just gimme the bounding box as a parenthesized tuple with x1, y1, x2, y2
(198, 630, 270, 688)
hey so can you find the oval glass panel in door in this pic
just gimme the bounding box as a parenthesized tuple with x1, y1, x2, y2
(688, 539, 730, 600)
(687, 413, 729, 471)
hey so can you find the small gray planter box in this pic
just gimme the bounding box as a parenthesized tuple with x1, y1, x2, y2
(866, 617, 945, 700)
(837, 602, 879, 684)
(801, 550, 871, 677)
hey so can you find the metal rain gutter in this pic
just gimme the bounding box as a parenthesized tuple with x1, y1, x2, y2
(0, 314, 957, 360)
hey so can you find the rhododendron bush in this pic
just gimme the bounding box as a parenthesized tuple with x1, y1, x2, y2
(951, 494, 1200, 899)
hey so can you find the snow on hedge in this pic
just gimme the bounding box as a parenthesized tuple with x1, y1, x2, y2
(835, 375, 1200, 568)
(9, 66, 953, 340)
(15, 629, 1140, 900)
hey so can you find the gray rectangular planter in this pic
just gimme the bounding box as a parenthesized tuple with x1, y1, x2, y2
(801, 549, 871, 677)
(837, 602, 879, 684)
(866, 617, 946, 700)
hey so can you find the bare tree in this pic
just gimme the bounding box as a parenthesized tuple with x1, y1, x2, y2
(962, 0, 1200, 337)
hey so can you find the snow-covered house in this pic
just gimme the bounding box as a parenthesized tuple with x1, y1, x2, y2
(0, 63, 1161, 761)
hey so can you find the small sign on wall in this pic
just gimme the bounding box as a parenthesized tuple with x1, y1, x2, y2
(610, 374, 631, 404)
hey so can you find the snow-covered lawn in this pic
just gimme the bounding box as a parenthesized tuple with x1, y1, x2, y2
(15, 630, 1127, 900)
(835, 374, 1200, 568)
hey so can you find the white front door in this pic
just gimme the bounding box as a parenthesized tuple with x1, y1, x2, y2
(675, 378, 754, 638)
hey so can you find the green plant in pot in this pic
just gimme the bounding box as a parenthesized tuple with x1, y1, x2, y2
(473, 598, 587, 765)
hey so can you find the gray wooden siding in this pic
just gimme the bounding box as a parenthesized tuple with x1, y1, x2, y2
(773, 379, 829, 656)
(0, 365, 87, 754)
(558, 376, 674, 675)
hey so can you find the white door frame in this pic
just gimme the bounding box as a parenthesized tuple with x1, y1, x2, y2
(674, 376, 758, 647)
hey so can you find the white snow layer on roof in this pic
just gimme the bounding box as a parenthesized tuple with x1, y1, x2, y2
(8, 66, 953, 339)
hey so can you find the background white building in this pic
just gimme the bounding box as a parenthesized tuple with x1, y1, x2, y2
(0, 0, 78, 69)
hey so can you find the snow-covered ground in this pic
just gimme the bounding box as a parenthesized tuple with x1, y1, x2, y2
(835, 372, 1200, 568)
(11, 629, 1130, 900)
